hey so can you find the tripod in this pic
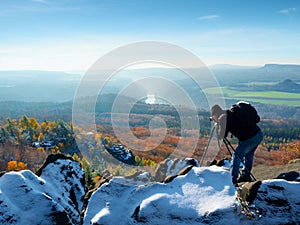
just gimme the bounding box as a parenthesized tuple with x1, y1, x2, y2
(200, 125, 256, 181)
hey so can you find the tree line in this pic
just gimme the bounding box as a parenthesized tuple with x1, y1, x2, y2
(0, 113, 299, 180)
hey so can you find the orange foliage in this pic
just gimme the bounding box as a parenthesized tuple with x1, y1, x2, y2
(38, 132, 44, 142)
(58, 143, 64, 152)
(36, 147, 45, 152)
(7, 160, 27, 171)
(7, 161, 18, 171)
(17, 161, 27, 170)
(270, 140, 300, 165)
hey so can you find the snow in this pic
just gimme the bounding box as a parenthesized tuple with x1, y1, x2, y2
(0, 156, 299, 225)
(84, 165, 300, 225)
(0, 159, 85, 225)
(250, 179, 300, 224)
(83, 166, 237, 225)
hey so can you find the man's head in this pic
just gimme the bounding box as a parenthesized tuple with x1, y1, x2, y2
(210, 104, 224, 122)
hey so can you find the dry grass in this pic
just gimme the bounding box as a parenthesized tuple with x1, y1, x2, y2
(252, 159, 300, 181)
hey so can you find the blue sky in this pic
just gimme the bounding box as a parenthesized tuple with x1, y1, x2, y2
(0, 0, 300, 71)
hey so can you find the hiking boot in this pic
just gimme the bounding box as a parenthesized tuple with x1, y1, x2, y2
(237, 175, 252, 183)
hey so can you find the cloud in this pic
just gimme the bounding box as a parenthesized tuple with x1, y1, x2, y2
(197, 14, 220, 21)
(278, 7, 296, 15)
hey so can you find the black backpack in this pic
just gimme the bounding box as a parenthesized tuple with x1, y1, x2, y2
(229, 101, 260, 126)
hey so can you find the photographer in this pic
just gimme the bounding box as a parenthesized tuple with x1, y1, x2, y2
(210, 103, 263, 186)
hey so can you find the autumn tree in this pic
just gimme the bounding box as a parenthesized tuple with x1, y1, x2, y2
(17, 161, 27, 170)
(20, 115, 29, 130)
(38, 132, 44, 142)
(270, 140, 300, 165)
(7, 160, 18, 171)
(7, 160, 27, 171)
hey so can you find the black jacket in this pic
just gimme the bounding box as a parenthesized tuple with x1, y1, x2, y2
(217, 110, 260, 141)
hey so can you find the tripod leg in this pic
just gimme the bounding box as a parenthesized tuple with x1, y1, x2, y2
(200, 126, 216, 167)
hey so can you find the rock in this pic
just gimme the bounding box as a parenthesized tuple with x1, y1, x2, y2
(154, 158, 198, 182)
(276, 171, 300, 181)
(178, 165, 194, 176)
(84, 166, 236, 225)
(163, 165, 194, 183)
(216, 158, 230, 166)
(36, 153, 76, 176)
(0, 170, 6, 177)
(209, 159, 218, 166)
(237, 180, 262, 205)
(163, 174, 178, 183)
(0, 154, 86, 225)
(236, 180, 300, 223)
(81, 169, 113, 224)
(209, 158, 230, 167)
(124, 171, 153, 183)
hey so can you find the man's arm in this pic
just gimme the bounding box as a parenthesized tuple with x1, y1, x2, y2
(217, 114, 228, 139)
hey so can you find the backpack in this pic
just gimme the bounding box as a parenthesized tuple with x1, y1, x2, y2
(229, 101, 260, 126)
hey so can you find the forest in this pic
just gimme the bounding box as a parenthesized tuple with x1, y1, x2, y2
(1, 102, 300, 186)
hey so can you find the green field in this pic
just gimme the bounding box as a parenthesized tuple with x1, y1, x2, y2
(204, 87, 300, 106)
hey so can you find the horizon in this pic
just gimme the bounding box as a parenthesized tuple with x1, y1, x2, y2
(0, 0, 300, 71)
(1, 63, 300, 74)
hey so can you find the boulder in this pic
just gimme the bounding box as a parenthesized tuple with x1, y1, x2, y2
(0, 154, 86, 225)
(276, 171, 300, 181)
(237, 180, 262, 205)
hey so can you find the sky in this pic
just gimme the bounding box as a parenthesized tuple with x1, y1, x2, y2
(0, 0, 300, 71)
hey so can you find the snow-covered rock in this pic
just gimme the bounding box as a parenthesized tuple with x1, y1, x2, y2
(0, 154, 86, 225)
(238, 179, 300, 224)
(102, 139, 135, 165)
(84, 166, 237, 225)
(1, 154, 300, 225)
(84, 164, 300, 225)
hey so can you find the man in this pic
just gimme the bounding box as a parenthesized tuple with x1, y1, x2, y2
(210, 103, 263, 186)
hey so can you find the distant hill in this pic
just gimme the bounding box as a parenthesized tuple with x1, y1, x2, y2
(272, 79, 300, 93)
(239, 79, 300, 93)
(1, 64, 300, 120)
(0, 92, 300, 122)
(0, 94, 138, 121)
(260, 64, 300, 74)
(0, 70, 81, 102)
(211, 63, 300, 85)
(1, 64, 300, 102)
(210, 64, 259, 70)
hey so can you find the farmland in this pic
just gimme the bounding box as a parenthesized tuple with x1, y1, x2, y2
(204, 86, 300, 106)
